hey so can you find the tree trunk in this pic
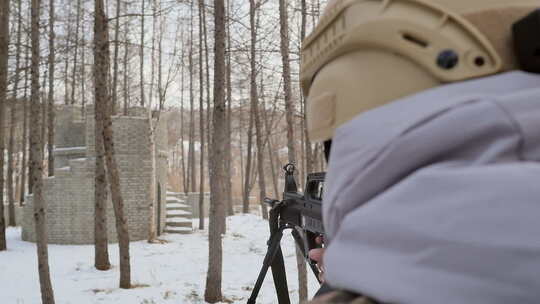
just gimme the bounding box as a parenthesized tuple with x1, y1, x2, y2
(250, 0, 268, 220)
(47, 0, 56, 177)
(7, 105, 15, 227)
(122, 6, 129, 115)
(14, 153, 21, 203)
(111, 0, 121, 114)
(225, 0, 234, 216)
(31, 0, 56, 302)
(20, 29, 30, 204)
(188, 1, 197, 196)
(94, 0, 131, 288)
(139, 0, 146, 107)
(70, 0, 81, 105)
(279, 0, 307, 301)
(149, 0, 156, 109)
(0, 0, 9, 250)
(242, 94, 254, 214)
(64, 4, 72, 105)
(94, 11, 111, 268)
(198, 0, 206, 231)
(300, 0, 313, 176)
(41, 72, 48, 159)
(146, 117, 157, 242)
(8, 0, 23, 227)
(202, 0, 212, 180)
(204, 0, 226, 302)
(145, 0, 166, 243)
(267, 138, 279, 197)
(80, 15, 86, 113)
(261, 96, 279, 198)
(179, 47, 187, 193)
(94, 99, 111, 270)
(238, 95, 245, 201)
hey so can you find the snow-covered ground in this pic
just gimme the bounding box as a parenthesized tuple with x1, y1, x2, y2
(0, 214, 320, 304)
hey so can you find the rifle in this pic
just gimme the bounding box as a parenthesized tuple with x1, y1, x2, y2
(248, 164, 326, 304)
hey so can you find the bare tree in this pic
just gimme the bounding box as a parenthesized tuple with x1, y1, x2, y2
(146, 0, 164, 243)
(30, 0, 56, 302)
(179, 41, 188, 193)
(140, 0, 146, 107)
(198, 0, 206, 230)
(188, 1, 196, 195)
(63, 3, 72, 105)
(202, 0, 211, 179)
(225, 0, 234, 216)
(300, 0, 314, 182)
(242, 91, 254, 213)
(0, 0, 9, 250)
(111, 0, 122, 114)
(204, 0, 227, 301)
(41, 71, 48, 157)
(94, 17, 111, 270)
(20, 24, 30, 205)
(94, 100, 111, 271)
(148, 1, 156, 109)
(94, 0, 131, 288)
(47, 0, 56, 177)
(70, 0, 82, 105)
(80, 11, 87, 113)
(122, 1, 130, 115)
(279, 0, 307, 301)
(250, 0, 268, 220)
(7, 0, 24, 227)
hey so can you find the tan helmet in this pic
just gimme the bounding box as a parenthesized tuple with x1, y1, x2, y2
(301, 0, 539, 142)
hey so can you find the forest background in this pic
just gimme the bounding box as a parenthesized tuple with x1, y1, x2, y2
(0, 0, 330, 303)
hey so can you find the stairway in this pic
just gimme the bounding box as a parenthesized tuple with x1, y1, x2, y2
(164, 192, 193, 234)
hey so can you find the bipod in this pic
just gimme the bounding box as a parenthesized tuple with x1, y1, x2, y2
(248, 199, 290, 304)
(248, 200, 323, 303)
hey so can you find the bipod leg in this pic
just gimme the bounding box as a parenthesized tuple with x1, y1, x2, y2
(247, 225, 290, 304)
(291, 228, 322, 284)
(270, 240, 290, 304)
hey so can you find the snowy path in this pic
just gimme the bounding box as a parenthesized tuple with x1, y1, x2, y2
(0, 214, 319, 303)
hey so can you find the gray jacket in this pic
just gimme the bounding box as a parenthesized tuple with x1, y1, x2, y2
(323, 71, 540, 304)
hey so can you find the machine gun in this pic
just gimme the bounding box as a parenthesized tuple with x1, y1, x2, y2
(248, 164, 326, 304)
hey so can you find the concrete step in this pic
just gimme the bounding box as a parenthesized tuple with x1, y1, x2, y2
(166, 197, 186, 204)
(166, 201, 189, 206)
(166, 202, 189, 208)
(167, 209, 190, 215)
(166, 202, 191, 211)
(166, 210, 191, 217)
(166, 214, 191, 220)
(166, 205, 191, 212)
(166, 220, 192, 228)
(55, 166, 72, 178)
(164, 227, 193, 234)
(166, 192, 187, 200)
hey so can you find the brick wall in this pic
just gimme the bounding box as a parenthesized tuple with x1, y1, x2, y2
(22, 106, 168, 244)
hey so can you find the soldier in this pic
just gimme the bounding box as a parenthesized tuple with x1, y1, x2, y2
(301, 0, 540, 303)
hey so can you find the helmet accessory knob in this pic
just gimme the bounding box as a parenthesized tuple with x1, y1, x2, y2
(437, 49, 459, 70)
